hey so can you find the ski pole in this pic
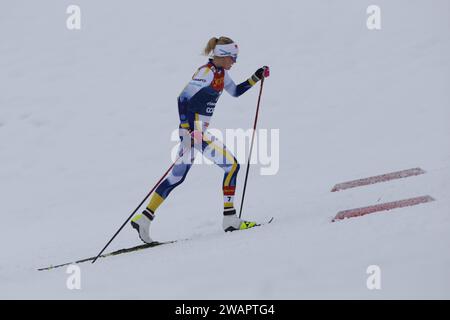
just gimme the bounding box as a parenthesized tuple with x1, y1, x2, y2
(239, 77, 265, 219)
(92, 150, 185, 264)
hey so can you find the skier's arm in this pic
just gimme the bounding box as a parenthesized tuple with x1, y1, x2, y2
(178, 66, 213, 127)
(224, 66, 270, 97)
(179, 67, 214, 102)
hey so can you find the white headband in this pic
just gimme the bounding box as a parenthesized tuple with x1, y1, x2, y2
(213, 43, 239, 60)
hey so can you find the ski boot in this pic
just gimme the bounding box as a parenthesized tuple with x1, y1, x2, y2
(223, 213, 258, 232)
(130, 209, 154, 244)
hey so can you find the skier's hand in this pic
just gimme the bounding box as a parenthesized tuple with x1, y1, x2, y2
(191, 130, 203, 144)
(253, 66, 270, 82)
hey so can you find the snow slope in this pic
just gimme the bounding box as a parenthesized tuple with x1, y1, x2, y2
(0, 0, 449, 299)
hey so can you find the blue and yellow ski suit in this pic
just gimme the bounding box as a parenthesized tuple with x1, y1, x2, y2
(146, 59, 258, 215)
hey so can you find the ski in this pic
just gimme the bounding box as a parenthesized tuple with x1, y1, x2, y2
(246, 216, 274, 228)
(226, 217, 274, 232)
(37, 240, 176, 271)
(38, 217, 274, 271)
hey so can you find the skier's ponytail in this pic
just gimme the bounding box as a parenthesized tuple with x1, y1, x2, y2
(203, 36, 234, 56)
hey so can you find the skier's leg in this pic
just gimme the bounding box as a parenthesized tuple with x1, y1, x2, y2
(146, 128, 195, 214)
(131, 129, 195, 243)
(200, 132, 257, 231)
(198, 132, 239, 213)
(190, 112, 241, 213)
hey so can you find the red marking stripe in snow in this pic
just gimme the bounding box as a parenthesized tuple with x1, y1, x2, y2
(332, 195, 435, 222)
(331, 168, 426, 192)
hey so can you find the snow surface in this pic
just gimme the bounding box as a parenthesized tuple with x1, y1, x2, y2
(0, 0, 449, 299)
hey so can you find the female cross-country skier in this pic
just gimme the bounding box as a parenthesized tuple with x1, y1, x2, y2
(130, 36, 270, 243)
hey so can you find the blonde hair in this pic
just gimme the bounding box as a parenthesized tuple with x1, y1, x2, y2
(203, 36, 234, 56)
